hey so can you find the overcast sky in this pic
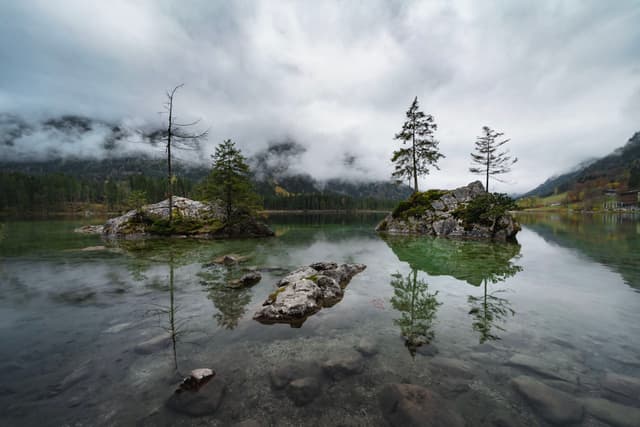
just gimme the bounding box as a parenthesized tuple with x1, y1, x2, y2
(1, 0, 639, 193)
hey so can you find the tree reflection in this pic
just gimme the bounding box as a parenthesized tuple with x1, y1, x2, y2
(468, 279, 515, 343)
(383, 235, 523, 344)
(390, 269, 441, 356)
(198, 269, 252, 330)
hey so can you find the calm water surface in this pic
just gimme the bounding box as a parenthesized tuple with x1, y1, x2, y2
(0, 212, 639, 426)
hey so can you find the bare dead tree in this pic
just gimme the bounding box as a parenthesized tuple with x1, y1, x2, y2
(159, 84, 208, 224)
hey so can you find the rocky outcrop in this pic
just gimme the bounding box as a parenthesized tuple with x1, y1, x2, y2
(376, 181, 520, 241)
(253, 262, 366, 327)
(77, 197, 274, 239)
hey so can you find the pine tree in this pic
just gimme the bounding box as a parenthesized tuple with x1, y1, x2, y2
(203, 139, 261, 221)
(469, 126, 517, 193)
(392, 97, 444, 193)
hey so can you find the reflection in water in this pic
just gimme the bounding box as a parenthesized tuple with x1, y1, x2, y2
(199, 268, 252, 329)
(390, 270, 441, 356)
(382, 236, 523, 286)
(468, 279, 515, 343)
(517, 212, 640, 289)
(383, 235, 523, 344)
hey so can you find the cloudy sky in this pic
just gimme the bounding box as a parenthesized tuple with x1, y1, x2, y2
(1, 0, 639, 193)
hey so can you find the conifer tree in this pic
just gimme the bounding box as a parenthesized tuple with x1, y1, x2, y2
(392, 97, 444, 193)
(203, 139, 260, 221)
(469, 126, 517, 193)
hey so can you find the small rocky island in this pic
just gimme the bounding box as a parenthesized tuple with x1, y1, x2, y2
(376, 181, 520, 241)
(76, 197, 274, 239)
(254, 262, 366, 327)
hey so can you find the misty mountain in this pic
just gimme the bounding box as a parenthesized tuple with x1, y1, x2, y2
(1, 114, 412, 201)
(250, 140, 412, 200)
(522, 131, 640, 198)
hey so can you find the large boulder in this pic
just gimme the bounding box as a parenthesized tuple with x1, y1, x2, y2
(92, 197, 274, 238)
(376, 181, 520, 242)
(253, 262, 366, 327)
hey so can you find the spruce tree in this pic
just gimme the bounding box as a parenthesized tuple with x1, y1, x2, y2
(469, 126, 517, 193)
(204, 139, 260, 221)
(392, 97, 444, 193)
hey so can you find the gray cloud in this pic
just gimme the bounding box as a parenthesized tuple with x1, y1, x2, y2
(1, 0, 639, 193)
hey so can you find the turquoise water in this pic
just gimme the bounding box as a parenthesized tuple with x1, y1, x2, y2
(0, 213, 639, 426)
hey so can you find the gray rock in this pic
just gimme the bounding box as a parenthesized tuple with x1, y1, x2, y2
(97, 197, 274, 238)
(355, 337, 378, 357)
(213, 254, 249, 266)
(430, 357, 475, 379)
(379, 383, 465, 427)
(176, 368, 215, 393)
(322, 350, 364, 380)
(134, 334, 170, 355)
(74, 225, 104, 234)
(376, 181, 519, 241)
(228, 271, 262, 288)
(416, 344, 439, 357)
(286, 376, 321, 406)
(602, 372, 640, 402)
(269, 362, 321, 390)
(511, 375, 583, 425)
(507, 354, 576, 383)
(166, 376, 226, 417)
(581, 397, 640, 427)
(254, 263, 366, 326)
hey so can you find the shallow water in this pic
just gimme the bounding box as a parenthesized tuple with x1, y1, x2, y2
(0, 212, 639, 426)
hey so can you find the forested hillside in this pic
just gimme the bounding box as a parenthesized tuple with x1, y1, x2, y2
(522, 131, 640, 199)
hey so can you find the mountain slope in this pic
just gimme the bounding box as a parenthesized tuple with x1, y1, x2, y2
(522, 131, 640, 198)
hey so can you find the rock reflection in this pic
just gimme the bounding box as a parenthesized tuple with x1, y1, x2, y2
(390, 270, 441, 356)
(383, 235, 523, 344)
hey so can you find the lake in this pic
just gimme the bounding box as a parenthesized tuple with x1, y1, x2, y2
(1, 212, 639, 426)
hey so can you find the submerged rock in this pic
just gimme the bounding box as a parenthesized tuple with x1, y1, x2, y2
(581, 397, 640, 427)
(286, 376, 322, 406)
(134, 334, 170, 355)
(602, 372, 640, 403)
(228, 271, 262, 288)
(74, 224, 104, 234)
(322, 350, 364, 380)
(507, 354, 576, 383)
(379, 383, 465, 427)
(355, 337, 378, 357)
(429, 357, 475, 379)
(376, 181, 520, 241)
(253, 262, 366, 327)
(511, 375, 583, 424)
(213, 254, 250, 266)
(81, 197, 274, 239)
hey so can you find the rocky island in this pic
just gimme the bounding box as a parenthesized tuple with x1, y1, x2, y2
(254, 262, 367, 327)
(76, 197, 274, 239)
(376, 181, 520, 241)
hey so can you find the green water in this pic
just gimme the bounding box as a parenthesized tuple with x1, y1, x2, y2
(0, 212, 639, 426)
